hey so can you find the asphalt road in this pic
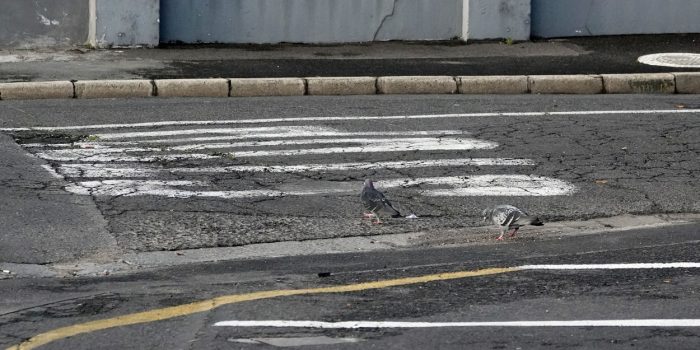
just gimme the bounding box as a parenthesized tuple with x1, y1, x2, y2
(1, 224, 698, 349)
(1, 95, 700, 264)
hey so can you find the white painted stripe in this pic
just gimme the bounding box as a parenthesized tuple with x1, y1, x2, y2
(520, 263, 700, 270)
(21, 131, 467, 148)
(2, 109, 698, 132)
(95, 128, 467, 140)
(62, 175, 575, 198)
(380, 175, 577, 196)
(214, 319, 700, 328)
(35, 152, 219, 162)
(40, 164, 64, 180)
(64, 180, 350, 198)
(56, 158, 535, 178)
(164, 137, 493, 152)
(221, 138, 497, 158)
(35, 137, 498, 161)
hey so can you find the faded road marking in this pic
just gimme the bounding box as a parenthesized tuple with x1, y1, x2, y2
(5, 267, 516, 350)
(2, 109, 699, 132)
(7, 263, 699, 350)
(55, 158, 536, 178)
(33, 137, 499, 161)
(215, 319, 700, 329)
(520, 262, 700, 270)
(62, 175, 576, 198)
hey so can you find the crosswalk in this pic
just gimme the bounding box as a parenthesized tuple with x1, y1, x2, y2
(11, 119, 576, 200)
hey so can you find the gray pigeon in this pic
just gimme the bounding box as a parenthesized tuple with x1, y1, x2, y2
(482, 205, 543, 240)
(361, 179, 401, 224)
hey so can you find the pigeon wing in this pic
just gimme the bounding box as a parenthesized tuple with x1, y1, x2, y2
(491, 205, 525, 227)
(361, 187, 400, 216)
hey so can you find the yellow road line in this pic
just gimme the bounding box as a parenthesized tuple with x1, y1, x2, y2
(7, 267, 518, 350)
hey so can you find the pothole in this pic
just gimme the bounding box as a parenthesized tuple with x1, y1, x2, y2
(638, 53, 700, 68)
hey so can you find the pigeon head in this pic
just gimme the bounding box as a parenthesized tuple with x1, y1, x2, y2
(481, 207, 492, 221)
(363, 179, 375, 189)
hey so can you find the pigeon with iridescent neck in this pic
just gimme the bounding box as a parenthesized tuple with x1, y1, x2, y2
(360, 179, 401, 224)
(482, 205, 543, 240)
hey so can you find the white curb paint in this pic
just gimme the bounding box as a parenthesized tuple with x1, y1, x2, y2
(55, 158, 536, 178)
(3, 109, 699, 132)
(214, 319, 700, 329)
(63, 175, 574, 198)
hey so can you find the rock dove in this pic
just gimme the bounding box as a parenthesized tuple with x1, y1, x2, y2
(482, 204, 543, 241)
(360, 179, 401, 224)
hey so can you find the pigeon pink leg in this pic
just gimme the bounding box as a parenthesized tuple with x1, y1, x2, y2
(508, 228, 519, 237)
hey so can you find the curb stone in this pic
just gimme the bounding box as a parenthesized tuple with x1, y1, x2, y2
(529, 75, 603, 94)
(0, 81, 74, 100)
(458, 75, 528, 94)
(231, 78, 306, 97)
(0, 74, 699, 100)
(154, 78, 229, 97)
(75, 80, 153, 99)
(601, 73, 676, 94)
(306, 76, 377, 95)
(377, 76, 457, 94)
(673, 72, 700, 94)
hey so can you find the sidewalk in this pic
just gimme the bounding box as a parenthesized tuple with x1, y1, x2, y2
(1, 34, 699, 99)
(1, 34, 699, 82)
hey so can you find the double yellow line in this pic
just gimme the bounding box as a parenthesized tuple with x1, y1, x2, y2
(7, 267, 517, 350)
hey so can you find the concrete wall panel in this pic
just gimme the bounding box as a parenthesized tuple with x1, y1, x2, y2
(160, 0, 462, 44)
(89, 0, 159, 48)
(532, 0, 700, 38)
(0, 0, 88, 48)
(465, 0, 531, 41)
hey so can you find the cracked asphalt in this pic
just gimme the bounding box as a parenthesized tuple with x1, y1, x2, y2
(1, 224, 698, 349)
(1, 94, 699, 263)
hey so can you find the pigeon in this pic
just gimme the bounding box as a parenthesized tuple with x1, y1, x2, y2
(482, 205, 543, 241)
(360, 179, 401, 224)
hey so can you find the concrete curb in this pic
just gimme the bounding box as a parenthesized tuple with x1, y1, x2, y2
(154, 78, 229, 97)
(529, 75, 603, 94)
(75, 79, 153, 99)
(377, 76, 457, 94)
(231, 78, 305, 97)
(0, 81, 74, 100)
(458, 75, 528, 94)
(1, 73, 699, 100)
(602, 73, 676, 94)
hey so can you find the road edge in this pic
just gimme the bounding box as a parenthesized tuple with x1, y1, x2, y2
(1, 73, 700, 100)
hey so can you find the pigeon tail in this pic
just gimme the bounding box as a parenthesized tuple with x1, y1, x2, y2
(524, 216, 544, 226)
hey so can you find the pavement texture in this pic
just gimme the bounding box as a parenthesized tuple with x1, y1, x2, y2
(0, 34, 699, 99)
(0, 34, 699, 270)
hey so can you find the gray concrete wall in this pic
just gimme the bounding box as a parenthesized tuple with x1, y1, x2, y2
(0, 0, 89, 48)
(464, 0, 531, 41)
(532, 0, 700, 38)
(89, 0, 160, 48)
(160, 0, 462, 44)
